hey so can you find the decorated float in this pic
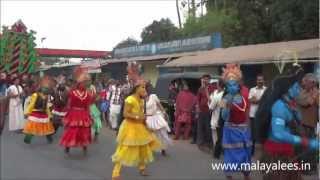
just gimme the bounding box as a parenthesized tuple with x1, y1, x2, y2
(0, 20, 39, 75)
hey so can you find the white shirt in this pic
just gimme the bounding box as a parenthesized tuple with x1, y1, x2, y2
(249, 86, 266, 118)
(146, 94, 160, 116)
(7, 85, 23, 106)
(208, 90, 224, 129)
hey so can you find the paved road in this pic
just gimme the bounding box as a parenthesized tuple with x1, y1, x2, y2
(1, 121, 318, 180)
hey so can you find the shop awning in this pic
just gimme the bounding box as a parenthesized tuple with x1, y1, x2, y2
(159, 39, 319, 67)
(101, 51, 204, 66)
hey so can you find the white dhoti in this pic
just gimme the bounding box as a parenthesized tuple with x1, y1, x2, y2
(7, 85, 25, 131)
(109, 104, 121, 129)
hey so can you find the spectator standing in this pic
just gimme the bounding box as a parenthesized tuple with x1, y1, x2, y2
(0, 73, 8, 96)
(208, 79, 225, 151)
(117, 78, 134, 131)
(297, 73, 319, 135)
(168, 82, 178, 132)
(174, 82, 196, 140)
(196, 74, 214, 150)
(7, 74, 25, 132)
(248, 75, 266, 155)
(99, 80, 111, 128)
(296, 73, 319, 174)
(0, 72, 8, 134)
(108, 80, 123, 130)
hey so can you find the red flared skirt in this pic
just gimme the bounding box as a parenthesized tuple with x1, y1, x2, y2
(60, 126, 92, 147)
(59, 109, 92, 147)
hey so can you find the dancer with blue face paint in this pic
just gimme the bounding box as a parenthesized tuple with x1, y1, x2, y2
(220, 64, 252, 180)
(256, 64, 319, 180)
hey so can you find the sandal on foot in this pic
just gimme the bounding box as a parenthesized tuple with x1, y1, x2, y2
(112, 176, 121, 180)
(139, 169, 149, 176)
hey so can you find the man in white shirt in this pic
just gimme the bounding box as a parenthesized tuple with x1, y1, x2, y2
(108, 81, 123, 130)
(249, 75, 266, 155)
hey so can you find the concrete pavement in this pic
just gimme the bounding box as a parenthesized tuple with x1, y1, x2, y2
(1, 122, 318, 180)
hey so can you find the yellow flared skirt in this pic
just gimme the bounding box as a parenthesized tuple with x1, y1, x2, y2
(112, 119, 162, 167)
(23, 120, 55, 136)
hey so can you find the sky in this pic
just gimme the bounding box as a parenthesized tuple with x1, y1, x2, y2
(0, 0, 180, 51)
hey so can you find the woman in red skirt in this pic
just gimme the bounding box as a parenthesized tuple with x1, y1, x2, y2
(60, 66, 92, 156)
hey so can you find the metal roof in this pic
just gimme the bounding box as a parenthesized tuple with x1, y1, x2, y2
(101, 51, 204, 65)
(36, 48, 111, 59)
(159, 39, 319, 67)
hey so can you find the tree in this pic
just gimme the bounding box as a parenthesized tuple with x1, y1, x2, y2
(114, 37, 139, 49)
(180, 7, 240, 46)
(182, 0, 319, 47)
(176, 0, 182, 28)
(268, 0, 319, 41)
(141, 18, 180, 44)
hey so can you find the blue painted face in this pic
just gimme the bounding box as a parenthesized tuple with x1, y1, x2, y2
(226, 80, 240, 95)
(288, 82, 301, 99)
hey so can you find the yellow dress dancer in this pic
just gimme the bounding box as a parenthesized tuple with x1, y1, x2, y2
(23, 76, 55, 144)
(111, 62, 161, 180)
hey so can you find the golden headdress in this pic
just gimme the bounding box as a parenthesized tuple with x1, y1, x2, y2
(221, 63, 242, 82)
(127, 61, 145, 86)
(73, 66, 90, 83)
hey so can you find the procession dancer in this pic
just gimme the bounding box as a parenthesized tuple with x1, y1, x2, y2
(60, 66, 92, 156)
(7, 74, 25, 132)
(220, 64, 252, 180)
(52, 83, 68, 134)
(145, 82, 172, 156)
(111, 62, 161, 180)
(88, 81, 102, 142)
(23, 76, 55, 144)
(256, 64, 319, 180)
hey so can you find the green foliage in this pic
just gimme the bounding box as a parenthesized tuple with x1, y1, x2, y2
(269, 0, 319, 41)
(115, 0, 318, 50)
(140, 18, 180, 44)
(114, 37, 139, 49)
(183, 0, 319, 47)
(181, 9, 240, 47)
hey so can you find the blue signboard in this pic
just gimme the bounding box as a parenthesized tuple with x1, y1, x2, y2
(113, 32, 222, 59)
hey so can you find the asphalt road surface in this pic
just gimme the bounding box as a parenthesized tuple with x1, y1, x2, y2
(1, 121, 318, 180)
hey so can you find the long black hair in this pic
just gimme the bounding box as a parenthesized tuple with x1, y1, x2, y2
(129, 85, 139, 96)
(255, 64, 305, 142)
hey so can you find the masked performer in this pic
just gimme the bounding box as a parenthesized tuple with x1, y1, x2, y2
(88, 81, 102, 142)
(111, 62, 161, 180)
(60, 66, 92, 156)
(220, 64, 251, 180)
(52, 84, 68, 134)
(256, 64, 319, 180)
(23, 76, 55, 144)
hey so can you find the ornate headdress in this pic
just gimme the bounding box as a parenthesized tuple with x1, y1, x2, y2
(73, 66, 90, 83)
(221, 63, 242, 82)
(127, 61, 145, 87)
